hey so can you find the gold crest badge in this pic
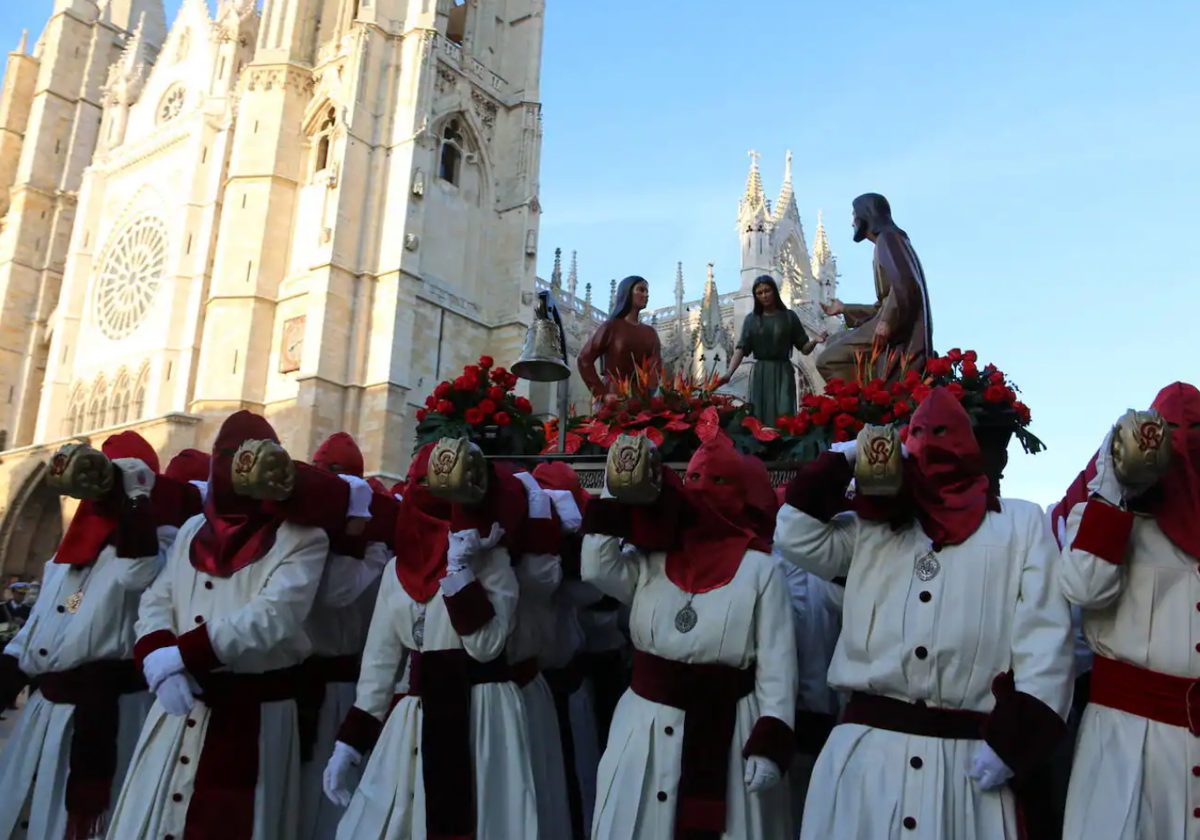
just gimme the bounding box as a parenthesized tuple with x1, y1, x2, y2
(231, 439, 296, 502)
(1111, 409, 1173, 490)
(426, 438, 488, 505)
(854, 424, 904, 497)
(605, 434, 663, 505)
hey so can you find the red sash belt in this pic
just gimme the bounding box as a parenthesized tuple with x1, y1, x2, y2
(35, 659, 147, 840)
(184, 667, 302, 840)
(511, 657, 540, 689)
(1090, 655, 1200, 736)
(409, 649, 513, 840)
(297, 655, 361, 762)
(842, 692, 986, 739)
(630, 649, 754, 840)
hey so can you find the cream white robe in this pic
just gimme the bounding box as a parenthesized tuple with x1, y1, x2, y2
(0, 535, 166, 840)
(335, 549, 538, 840)
(510, 553, 572, 840)
(775, 498, 1074, 840)
(582, 535, 797, 840)
(299, 543, 389, 840)
(105, 516, 329, 840)
(1060, 503, 1200, 840)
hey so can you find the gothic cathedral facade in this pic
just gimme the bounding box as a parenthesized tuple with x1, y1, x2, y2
(0, 0, 546, 578)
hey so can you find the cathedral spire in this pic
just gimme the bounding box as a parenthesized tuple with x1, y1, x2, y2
(550, 247, 562, 290)
(14, 30, 27, 55)
(812, 210, 832, 265)
(674, 262, 685, 310)
(567, 250, 578, 298)
(585, 282, 592, 308)
(737, 149, 771, 231)
(772, 150, 799, 223)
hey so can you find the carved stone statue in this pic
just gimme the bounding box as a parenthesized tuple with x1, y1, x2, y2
(817, 194, 932, 383)
(577, 275, 662, 401)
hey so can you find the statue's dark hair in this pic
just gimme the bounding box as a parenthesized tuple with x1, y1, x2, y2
(751, 275, 787, 317)
(611, 275, 648, 320)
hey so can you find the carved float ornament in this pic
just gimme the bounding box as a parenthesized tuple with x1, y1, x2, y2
(605, 434, 662, 505)
(231, 439, 296, 501)
(46, 442, 114, 500)
(1111, 409, 1173, 489)
(426, 438, 488, 504)
(854, 424, 903, 497)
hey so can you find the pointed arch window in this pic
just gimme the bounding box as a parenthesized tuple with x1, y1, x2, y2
(109, 371, 133, 427)
(87, 380, 109, 432)
(132, 366, 149, 421)
(63, 386, 86, 437)
(439, 119, 465, 185)
(313, 108, 336, 177)
(447, 0, 468, 45)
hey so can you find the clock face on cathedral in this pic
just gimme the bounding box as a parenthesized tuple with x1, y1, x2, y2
(94, 215, 168, 340)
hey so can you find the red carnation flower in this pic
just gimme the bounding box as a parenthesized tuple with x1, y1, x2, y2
(841, 382, 862, 397)
(947, 383, 965, 400)
(984, 385, 1008, 403)
(812, 411, 832, 427)
(478, 399, 497, 416)
(870, 390, 892, 407)
(416, 409, 428, 422)
(1014, 401, 1031, 424)
(839, 396, 860, 414)
(464, 364, 482, 378)
(465, 407, 485, 425)
(903, 369, 922, 388)
(946, 348, 964, 362)
(963, 350, 978, 363)
(434, 382, 453, 399)
(487, 386, 505, 402)
(834, 413, 856, 430)
(880, 412, 894, 424)
(425, 395, 437, 409)
(494, 411, 511, 426)
(961, 361, 979, 378)
(436, 400, 455, 415)
(514, 396, 533, 414)
(833, 429, 853, 443)
(912, 384, 932, 402)
(824, 378, 847, 396)
(478, 355, 494, 369)
(989, 371, 1006, 386)
(927, 357, 953, 377)
(893, 401, 912, 418)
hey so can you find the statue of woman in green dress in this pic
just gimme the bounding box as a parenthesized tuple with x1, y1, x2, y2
(718, 275, 826, 425)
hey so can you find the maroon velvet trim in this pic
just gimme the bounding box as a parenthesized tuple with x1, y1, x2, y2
(279, 463, 353, 530)
(177, 625, 222, 675)
(1071, 499, 1135, 566)
(363, 492, 400, 547)
(449, 465, 527, 548)
(520, 516, 563, 557)
(336, 705, 385, 755)
(982, 671, 1067, 779)
(297, 656, 361, 761)
(629, 650, 754, 838)
(511, 657, 540, 688)
(151, 475, 204, 528)
(842, 692, 985, 739)
(115, 496, 160, 559)
(37, 660, 146, 840)
(184, 668, 301, 840)
(741, 715, 795, 772)
(1089, 654, 1200, 734)
(784, 452, 853, 522)
(579, 499, 633, 539)
(133, 630, 177, 671)
(442, 578, 496, 636)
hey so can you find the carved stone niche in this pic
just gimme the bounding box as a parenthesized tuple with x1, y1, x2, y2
(404, 234, 420, 252)
(412, 169, 425, 196)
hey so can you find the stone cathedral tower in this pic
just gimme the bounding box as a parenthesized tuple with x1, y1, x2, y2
(0, 0, 547, 579)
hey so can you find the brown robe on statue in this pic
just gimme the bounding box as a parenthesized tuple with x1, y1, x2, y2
(577, 319, 662, 400)
(817, 228, 932, 384)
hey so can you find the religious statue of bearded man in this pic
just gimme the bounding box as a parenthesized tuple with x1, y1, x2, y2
(817, 194, 933, 384)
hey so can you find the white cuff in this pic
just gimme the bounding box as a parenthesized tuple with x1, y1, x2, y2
(338, 474, 374, 519)
(190, 480, 209, 503)
(439, 566, 476, 596)
(544, 489, 582, 532)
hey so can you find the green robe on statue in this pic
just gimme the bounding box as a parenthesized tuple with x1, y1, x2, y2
(737, 309, 810, 425)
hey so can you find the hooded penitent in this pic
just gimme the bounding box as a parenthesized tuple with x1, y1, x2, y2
(533, 460, 589, 513)
(392, 443, 452, 602)
(1148, 381, 1200, 559)
(668, 436, 763, 593)
(189, 411, 287, 577)
(55, 431, 161, 567)
(902, 386, 995, 547)
(312, 432, 365, 478)
(165, 449, 212, 484)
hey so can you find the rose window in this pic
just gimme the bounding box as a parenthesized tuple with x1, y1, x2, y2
(94, 216, 168, 340)
(158, 85, 185, 124)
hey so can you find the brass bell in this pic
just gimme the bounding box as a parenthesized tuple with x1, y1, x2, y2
(854, 425, 904, 497)
(513, 290, 571, 383)
(1111, 409, 1173, 490)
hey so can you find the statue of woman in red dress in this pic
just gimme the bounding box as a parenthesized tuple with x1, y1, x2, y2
(577, 276, 662, 403)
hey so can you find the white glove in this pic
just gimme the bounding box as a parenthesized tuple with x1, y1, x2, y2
(338, 474, 374, 520)
(155, 673, 196, 716)
(968, 742, 1013, 790)
(1089, 431, 1125, 507)
(830, 440, 858, 466)
(446, 522, 506, 573)
(323, 741, 363, 807)
(112, 457, 156, 500)
(544, 489, 583, 533)
(514, 473, 553, 519)
(743, 756, 782, 793)
(393, 492, 403, 502)
(143, 646, 185, 692)
(190, 480, 209, 503)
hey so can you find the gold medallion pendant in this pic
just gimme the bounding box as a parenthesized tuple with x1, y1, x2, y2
(65, 591, 84, 614)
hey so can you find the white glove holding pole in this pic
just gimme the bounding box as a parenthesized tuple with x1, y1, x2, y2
(323, 741, 362, 807)
(112, 457, 156, 500)
(743, 756, 782, 793)
(445, 522, 506, 578)
(544, 489, 583, 533)
(968, 742, 1014, 790)
(1088, 431, 1126, 508)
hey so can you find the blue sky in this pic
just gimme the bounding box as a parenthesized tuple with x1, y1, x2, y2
(3, 1, 1197, 505)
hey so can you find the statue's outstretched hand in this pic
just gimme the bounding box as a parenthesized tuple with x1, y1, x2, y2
(821, 298, 844, 317)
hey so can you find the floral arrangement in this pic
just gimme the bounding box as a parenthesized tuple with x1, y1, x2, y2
(415, 356, 545, 456)
(541, 359, 768, 462)
(769, 348, 1043, 459)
